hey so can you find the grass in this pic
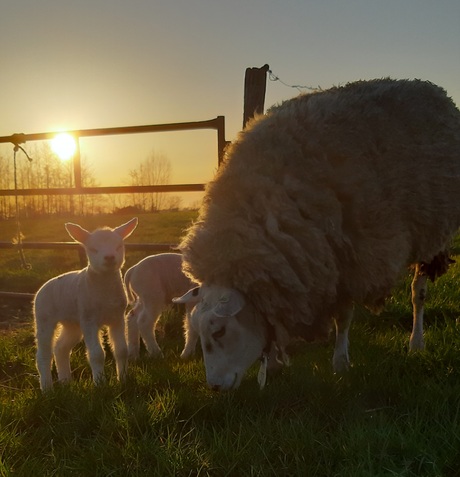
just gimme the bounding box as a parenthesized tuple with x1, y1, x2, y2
(1, 212, 460, 476)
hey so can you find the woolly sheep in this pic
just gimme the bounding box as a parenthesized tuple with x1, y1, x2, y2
(34, 218, 138, 391)
(124, 253, 198, 359)
(175, 78, 460, 390)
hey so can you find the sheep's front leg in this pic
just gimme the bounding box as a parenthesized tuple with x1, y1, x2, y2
(126, 307, 141, 360)
(332, 306, 353, 373)
(180, 307, 199, 359)
(81, 322, 106, 384)
(54, 323, 83, 384)
(410, 264, 427, 351)
(108, 316, 128, 382)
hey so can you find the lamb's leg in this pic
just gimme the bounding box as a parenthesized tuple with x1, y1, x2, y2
(180, 306, 199, 359)
(126, 306, 141, 360)
(332, 306, 353, 373)
(107, 316, 128, 382)
(35, 319, 56, 391)
(81, 323, 106, 384)
(137, 302, 164, 358)
(54, 323, 82, 384)
(410, 264, 427, 351)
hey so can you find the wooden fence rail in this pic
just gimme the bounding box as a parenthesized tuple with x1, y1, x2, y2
(0, 241, 178, 301)
(0, 116, 227, 190)
(0, 241, 177, 253)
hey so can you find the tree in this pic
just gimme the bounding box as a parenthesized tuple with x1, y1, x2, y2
(0, 142, 102, 217)
(128, 150, 171, 212)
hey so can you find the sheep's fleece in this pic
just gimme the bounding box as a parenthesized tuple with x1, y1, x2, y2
(180, 79, 460, 342)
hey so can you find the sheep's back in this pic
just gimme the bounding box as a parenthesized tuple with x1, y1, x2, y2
(181, 78, 460, 329)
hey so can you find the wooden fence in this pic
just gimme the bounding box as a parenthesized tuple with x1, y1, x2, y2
(0, 64, 271, 301)
(0, 116, 227, 300)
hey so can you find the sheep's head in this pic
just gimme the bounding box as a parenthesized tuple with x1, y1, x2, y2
(65, 218, 138, 274)
(174, 284, 267, 391)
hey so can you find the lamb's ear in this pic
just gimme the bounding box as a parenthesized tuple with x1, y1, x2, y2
(213, 289, 245, 317)
(65, 223, 90, 244)
(114, 217, 138, 240)
(172, 286, 201, 304)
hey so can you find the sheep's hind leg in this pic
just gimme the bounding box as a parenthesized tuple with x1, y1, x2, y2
(409, 264, 427, 351)
(107, 316, 128, 382)
(54, 323, 83, 384)
(138, 303, 164, 358)
(35, 320, 57, 391)
(332, 306, 353, 373)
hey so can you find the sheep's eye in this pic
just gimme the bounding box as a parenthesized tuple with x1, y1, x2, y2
(212, 326, 226, 340)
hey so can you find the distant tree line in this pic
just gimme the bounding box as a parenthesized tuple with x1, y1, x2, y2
(0, 144, 184, 218)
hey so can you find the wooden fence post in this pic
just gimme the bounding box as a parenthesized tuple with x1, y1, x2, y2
(243, 64, 269, 128)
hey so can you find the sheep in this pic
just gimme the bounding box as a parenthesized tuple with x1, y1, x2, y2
(34, 218, 138, 391)
(174, 78, 460, 391)
(124, 253, 198, 360)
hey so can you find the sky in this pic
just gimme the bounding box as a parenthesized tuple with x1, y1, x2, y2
(1, 1, 459, 205)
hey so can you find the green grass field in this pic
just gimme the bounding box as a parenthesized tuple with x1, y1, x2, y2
(1, 212, 460, 476)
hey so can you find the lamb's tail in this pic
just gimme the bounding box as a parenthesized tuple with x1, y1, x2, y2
(124, 267, 136, 305)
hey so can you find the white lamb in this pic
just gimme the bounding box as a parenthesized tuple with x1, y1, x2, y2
(176, 78, 460, 390)
(124, 253, 198, 360)
(34, 217, 138, 391)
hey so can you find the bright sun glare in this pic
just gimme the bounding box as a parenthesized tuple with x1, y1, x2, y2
(51, 133, 77, 161)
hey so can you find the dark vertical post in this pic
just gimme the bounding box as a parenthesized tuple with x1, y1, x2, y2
(216, 116, 227, 166)
(243, 64, 269, 128)
(73, 137, 82, 189)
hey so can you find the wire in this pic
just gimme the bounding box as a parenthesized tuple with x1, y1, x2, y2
(267, 69, 322, 93)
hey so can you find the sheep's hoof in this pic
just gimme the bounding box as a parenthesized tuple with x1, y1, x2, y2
(408, 340, 425, 352)
(409, 331, 425, 352)
(332, 354, 350, 374)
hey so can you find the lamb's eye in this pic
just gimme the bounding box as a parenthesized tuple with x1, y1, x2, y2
(212, 326, 226, 340)
(88, 247, 98, 253)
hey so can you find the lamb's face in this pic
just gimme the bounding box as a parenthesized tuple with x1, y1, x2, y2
(176, 285, 266, 391)
(65, 218, 138, 275)
(85, 229, 126, 273)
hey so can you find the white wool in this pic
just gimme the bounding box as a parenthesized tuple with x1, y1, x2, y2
(178, 78, 460, 390)
(124, 253, 197, 359)
(34, 218, 138, 391)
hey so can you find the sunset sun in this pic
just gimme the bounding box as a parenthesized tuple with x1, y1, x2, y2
(51, 133, 77, 161)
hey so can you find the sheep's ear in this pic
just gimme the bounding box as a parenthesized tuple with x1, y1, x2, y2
(65, 223, 90, 244)
(114, 217, 138, 240)
(213, 289, 245, 317)
(172, 286, 201, 304)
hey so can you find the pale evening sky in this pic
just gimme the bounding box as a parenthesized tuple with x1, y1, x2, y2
(1, 1, 459, 204)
